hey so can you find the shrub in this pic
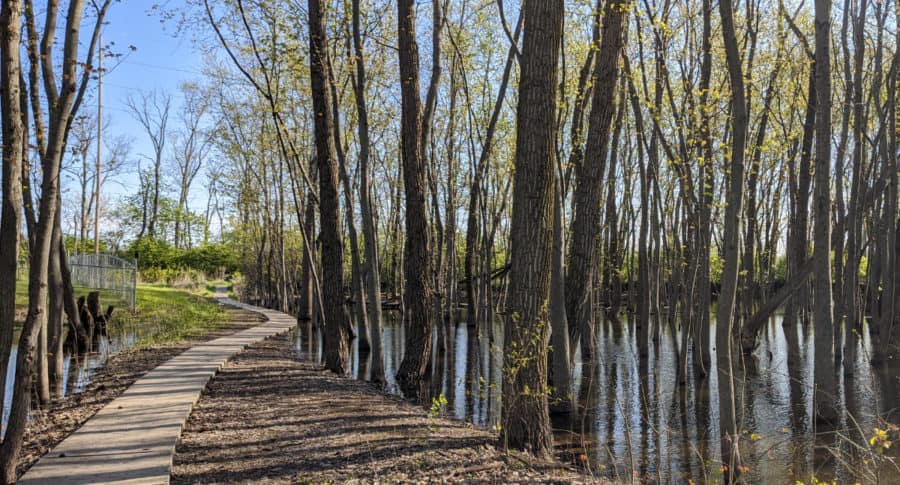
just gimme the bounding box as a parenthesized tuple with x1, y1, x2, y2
(126, 237, 179, 270)
(124, 236, 241, 287)
(177, 243, 239, 276)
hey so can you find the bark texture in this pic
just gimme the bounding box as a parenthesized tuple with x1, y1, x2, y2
(499, 0, 563, 459)
(715, 0, 748, 478)
(564, 0, 629, 361)
(395, 0, 434, 401)
(813, 0, 838, 423)
(0, 0, 25, 415)
(308, 0, 350, 376)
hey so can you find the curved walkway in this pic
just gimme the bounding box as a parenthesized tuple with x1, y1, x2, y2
(19, 299, 295, 485)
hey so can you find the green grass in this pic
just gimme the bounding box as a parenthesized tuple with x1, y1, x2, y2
(12, 269, 229, 346)
(110, 285, 227, 347)
(13, 267, 135, 324)
(14, 269, 28, 314)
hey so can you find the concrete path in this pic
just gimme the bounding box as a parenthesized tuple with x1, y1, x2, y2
(19, 299, 296, 485)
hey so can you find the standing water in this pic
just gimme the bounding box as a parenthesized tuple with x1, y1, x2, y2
(1, 319, 154, 435)
(294, 312, 900, 484)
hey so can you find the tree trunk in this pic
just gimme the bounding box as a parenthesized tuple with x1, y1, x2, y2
(499, 0, 562, 459)
(1, 0, 92, 475)
(395, 0, 434, 401)
(623, 56, 651, 358)
(0, 0, 26, 419)
(564, 0, 628, 364)
(299, 164, 317, 325)
(784, 67, 816, 333)
(813, 0, 838, 424)
(47, 214, 65, 396)
(549, 174, 571, 414)
(308, 0, 350, 375)
(329, 60, 370, 352)
(716, 0, 748, 477)
(841, 0, 868, 333)
(692, 0, 714, 376)
(349, 0, 385, 383)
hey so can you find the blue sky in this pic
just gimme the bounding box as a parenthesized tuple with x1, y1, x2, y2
(69, 1, 205, 231)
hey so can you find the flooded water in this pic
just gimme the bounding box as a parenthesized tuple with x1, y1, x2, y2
(295, 312, 900, 484)
(1, 319, 154, 434)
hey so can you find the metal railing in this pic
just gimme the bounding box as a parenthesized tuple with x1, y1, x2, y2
(69, 253, 138, 312)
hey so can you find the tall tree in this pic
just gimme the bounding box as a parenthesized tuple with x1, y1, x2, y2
(172, 83, 211, 249)
(1, 0, 105, 478)
(349, 0, 385, 383)
(499, 0, 563, 458)
(692, 0, 714, 375)
(308, 0, 351, 375)
(395, 0, 434, 400)
(716, 0, 749, 477)
(812, 0, 837, 423)
(0, 0, 26, 416)
(564, 0, 629, 363)
(126, 90, 171, 239)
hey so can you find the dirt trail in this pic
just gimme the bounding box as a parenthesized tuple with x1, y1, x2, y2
(172, 332, 605, 484)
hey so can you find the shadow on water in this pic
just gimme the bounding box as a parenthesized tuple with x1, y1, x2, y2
(295, 311, 900, 484)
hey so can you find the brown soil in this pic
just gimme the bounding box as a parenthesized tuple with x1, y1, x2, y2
(172, 333, 606, 484)
(17, 306, 265, 477)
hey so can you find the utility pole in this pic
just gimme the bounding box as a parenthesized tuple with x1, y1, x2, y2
(94, 33, 102, 255)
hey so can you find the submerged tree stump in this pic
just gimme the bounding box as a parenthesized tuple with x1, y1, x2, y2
(64, 292, 115, 353)
(64, 296, 93, 354)
(87, 292, 114, 337)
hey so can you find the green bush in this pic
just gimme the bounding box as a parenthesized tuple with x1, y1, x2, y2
(126, 237, 179, 269)
(177, 243, 239, 275)
(139, 267, 179, 285)
(125, 237, 238, 282)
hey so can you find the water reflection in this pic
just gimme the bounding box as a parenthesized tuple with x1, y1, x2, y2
(3, 320, 147, 434)
(296, 312, 900, 483)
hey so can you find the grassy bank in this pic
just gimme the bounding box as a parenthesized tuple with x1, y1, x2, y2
(12, 268, 229, 346)
(113, 286, 227, 347)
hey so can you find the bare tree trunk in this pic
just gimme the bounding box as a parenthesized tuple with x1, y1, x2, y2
(716, 0, 748, 477)
(47, 216, 65, 396)
(499, 0, 562, 459)
(395, 0, 435, 401)
(876, 21, 898, 361)
(564, 0, 628, 364)
(784, 66, 816, 334)
(328, 60, 369, 352)
(841, 0, 868, 332)
(623, 56, 651, 358)
(0, 0, 25, 418)
(549, 174, 571, 414)
(2, 0, 94, 475)
(349, 0, 385, 383)
(813, 0, 838, 423)
(692, 0, 714, 376)
(831, 0, 852, 325)
(602, 90, 624, 319)
(442, 50, 459, 395)
(308, 0, 350, 375)
(299, 164, 317, 325)
(149, 151, 161, 237)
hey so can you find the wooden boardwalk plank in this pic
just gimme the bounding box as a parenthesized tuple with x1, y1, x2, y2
(19, 299, 296, 485)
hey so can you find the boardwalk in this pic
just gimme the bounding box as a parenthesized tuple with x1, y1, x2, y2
(19, 299, 296, 485)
